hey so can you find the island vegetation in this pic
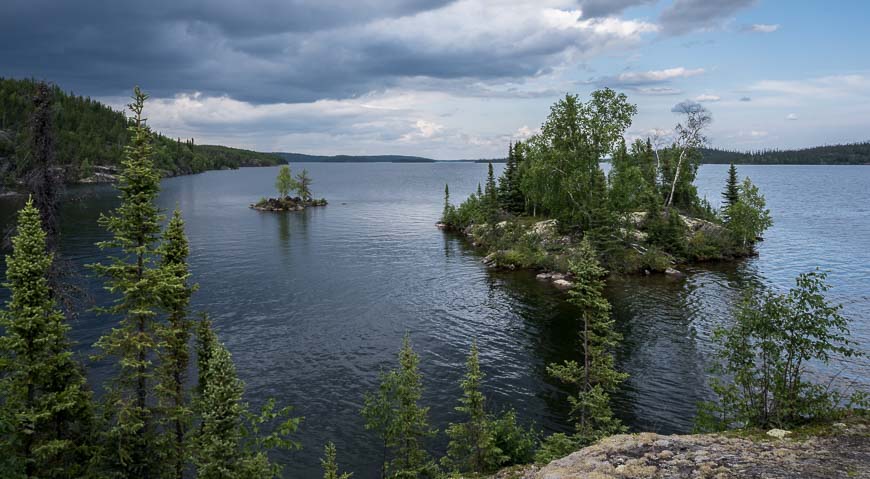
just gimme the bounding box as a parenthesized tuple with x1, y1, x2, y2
(0, 86, 864, 479)
(440, 89, 773, 281)
(251, 165, 327, 211)
(0, 77, 284, 188)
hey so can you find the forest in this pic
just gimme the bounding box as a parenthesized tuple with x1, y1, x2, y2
(700, 142, 870, 165)
(0, 77, 283, 185)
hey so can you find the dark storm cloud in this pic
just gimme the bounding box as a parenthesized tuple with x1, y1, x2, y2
(0, 0, 457, 102)
(659, 0, 756, 35)
(0, 0, 653, 104)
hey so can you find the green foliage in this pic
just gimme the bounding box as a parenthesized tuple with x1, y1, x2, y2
(275, 165, 297, 198)
(697, 271, 865, 431)
(0, 77, 283, 185)
(520, 90, 636, 230)
(443, 342, 503, 474)
(608, 139, 654, 213)
(156, 208, 197, 479)
(88, 87, 170, 477)
(441, 184, 453, 223)
(0, 199, 95, 478)
(361, 335, 438, 478)
(489, 409, 537, 467)
(193, 320, 300, 479)
(534, 433, 579, 464)
(321, 442, 352, 479)
(547, 240, 627, 444)
(722, 163, 740, 215)
(498, 142, 525, 214)
(295, 169, 313, 201)
(724, 177, 773, 253)
(645, 207, 688, 258)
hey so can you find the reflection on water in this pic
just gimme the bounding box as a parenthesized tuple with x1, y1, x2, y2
(0, 163, 867, 477)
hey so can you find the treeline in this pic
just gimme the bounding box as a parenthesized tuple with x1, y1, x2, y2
(0, 77, 282, 184)
(700, 142, 870, 165)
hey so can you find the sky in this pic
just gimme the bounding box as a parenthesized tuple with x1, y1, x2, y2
(2, 0, 869, 159)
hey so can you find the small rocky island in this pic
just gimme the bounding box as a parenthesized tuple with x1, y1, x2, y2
(250, 164, 327, 212)
(251, 196, 327, 211)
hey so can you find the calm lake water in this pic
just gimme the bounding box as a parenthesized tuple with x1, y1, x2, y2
(0, 163, 868, 477)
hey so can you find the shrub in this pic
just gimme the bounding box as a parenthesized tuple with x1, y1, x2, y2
(534, 433, 578, 464)
(490, 410, 537, 467)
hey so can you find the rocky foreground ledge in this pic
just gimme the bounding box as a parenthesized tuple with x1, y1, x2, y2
(490, 419, 869, 479)
(250, 196, 327, 212)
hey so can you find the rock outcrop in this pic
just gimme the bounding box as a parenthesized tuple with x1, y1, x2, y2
(490, 420, 869, 479)
(250, 196, 328, 212)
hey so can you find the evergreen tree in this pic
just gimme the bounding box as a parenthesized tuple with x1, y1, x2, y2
(0, 198, 94, 478)
(361, 336, 437, 479)
(156, 208, 196, 479)
(441, 184, 451, 223)
(498, 142, 525, 214)
(361, 368, 398, 479)
(721, 163, 740, 219)
(193, 320, 300, 479)
(321, 442, 352, 479)
(389, 336, 437, 478)
(725, 177, 773, 253)
(275, 165, 296, 198)
(295, 169, 313, 202)
(443, 341, 503, 474)
(89, 87, 168, 478)
(547, 239, 627, 444)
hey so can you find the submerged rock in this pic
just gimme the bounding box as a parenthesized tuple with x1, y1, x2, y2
(552, 279, 574, 290)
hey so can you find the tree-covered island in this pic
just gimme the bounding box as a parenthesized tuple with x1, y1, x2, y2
(251, 164, 327, 211)
(440, 89, 773, 287)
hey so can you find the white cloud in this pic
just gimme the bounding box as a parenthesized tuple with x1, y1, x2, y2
(613, 67, 705, 84)
(515, 125, 540, 140)
(636, 87, 683, 95)
(694, 94, 721, 102)
(749, 74, 870, 98)
(786, 113, 798, 120)
(746, 23, 780, 33)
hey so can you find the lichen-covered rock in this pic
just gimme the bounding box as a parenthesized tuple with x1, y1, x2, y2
(250, 196, 327, 212)
(522, 420, 869, 479)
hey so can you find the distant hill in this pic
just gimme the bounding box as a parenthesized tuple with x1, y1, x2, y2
(701, 143, 870, 165)
(0, 77, 283, 184)
(276, 152, 509, 163)
(276, 152, 436, 163)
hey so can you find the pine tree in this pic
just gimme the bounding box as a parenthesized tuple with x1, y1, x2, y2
(443, 341, 502, 474)
(441, 183, 451, 223)
(362, 336, 437, 478)
(389, 336, 437, 477)
(89, 87, 168, 477)
(156, 208, 196, 479)
(321, 442, 352, 479)
(547, 239, 627, 444)
(193, 320, 300, 479)
(0, 198, 94, 478)
(295, 169, 313, 202)
(722, 163, 740, 220)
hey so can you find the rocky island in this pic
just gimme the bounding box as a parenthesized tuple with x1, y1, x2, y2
(251, 164, 327, 212)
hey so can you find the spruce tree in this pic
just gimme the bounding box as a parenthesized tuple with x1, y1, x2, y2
(547, 239, 627, 444)
(0, 198, 94, 478)
(321, 442, 352, 479)
(362, 335, 437, 478)
(89, 87, 168, 477)
(295, 169, 313, 202)
(443, 341, 502, 474)
(722, 162, 740, 219)
(21, 82, 62, 249)
(441, 184, 451, 223)
(390, 335, 437, 478)
(194, 319, 299, 479)
(156, 208, 196, 479)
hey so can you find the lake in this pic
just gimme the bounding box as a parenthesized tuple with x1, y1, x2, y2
(0, 163, 867, 477)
